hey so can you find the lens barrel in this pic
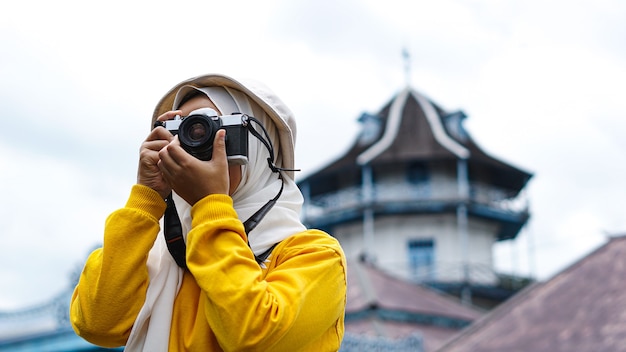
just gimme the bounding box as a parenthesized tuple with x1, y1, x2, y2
(178, 114, 220, 161)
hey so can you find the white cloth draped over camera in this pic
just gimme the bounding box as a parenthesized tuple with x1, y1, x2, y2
(124, 85, 306, 352)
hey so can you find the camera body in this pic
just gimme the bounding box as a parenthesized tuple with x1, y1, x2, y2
(155, 108, 249, 165)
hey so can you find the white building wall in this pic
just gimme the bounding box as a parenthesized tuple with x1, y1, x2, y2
(333, 213, 499, 284)
(315, 162, 507, 285)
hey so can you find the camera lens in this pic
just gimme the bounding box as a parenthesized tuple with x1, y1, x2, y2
(178, 114, 219, 161)
(188, 123, 207, 141)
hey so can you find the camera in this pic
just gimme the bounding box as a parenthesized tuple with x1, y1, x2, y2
(155, 108, 249, 164)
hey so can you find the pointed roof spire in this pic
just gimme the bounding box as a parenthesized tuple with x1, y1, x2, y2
(402, 47, 412, 87)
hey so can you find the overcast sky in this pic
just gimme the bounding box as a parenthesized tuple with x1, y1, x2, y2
(1, 0, 624, 310)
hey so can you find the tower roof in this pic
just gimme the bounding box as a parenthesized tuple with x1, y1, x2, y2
(300, 87, 532, 194)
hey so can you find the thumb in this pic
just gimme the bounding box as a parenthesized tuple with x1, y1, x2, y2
(212, 129, 228, 164)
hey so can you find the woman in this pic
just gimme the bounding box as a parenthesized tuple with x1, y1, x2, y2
(70, 73, 347, 351)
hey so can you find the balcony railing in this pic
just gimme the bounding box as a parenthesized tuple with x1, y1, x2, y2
(376, 259, 533, 290)
(304, 181, 528, 220)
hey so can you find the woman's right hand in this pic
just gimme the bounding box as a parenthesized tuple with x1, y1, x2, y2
(137, 110, 180, 199)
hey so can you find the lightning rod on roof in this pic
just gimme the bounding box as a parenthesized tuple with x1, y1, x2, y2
(402, 47, 411, 87)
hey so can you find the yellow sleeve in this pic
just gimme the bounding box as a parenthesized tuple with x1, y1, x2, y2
(70, 184, 166, 348)
(186, 194, 346, 351)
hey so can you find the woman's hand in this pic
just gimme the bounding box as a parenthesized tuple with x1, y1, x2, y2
(158, 129, 230, 206)
(136, 110, 179, 199)
(137, 127, 173, 199)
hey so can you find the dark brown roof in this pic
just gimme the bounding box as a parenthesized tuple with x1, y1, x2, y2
(347, 259, 484, 351)
(437, 235, 626, 352)
(299, 87, 532, 194)
(369, 89, 460, 163)
(304, 90, 457, 176)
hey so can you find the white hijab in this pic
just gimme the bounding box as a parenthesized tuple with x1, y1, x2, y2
(124, 86, 306, 351)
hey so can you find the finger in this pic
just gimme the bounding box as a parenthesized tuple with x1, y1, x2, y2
(146, 126, 175, 142)
(157, 145, 178, 179)
(158, 143, 176, 168)
(212, 129, 228, 165)
(156, 110, 182, 122)
(157, 158, 175, 183)
(169, 135, 181, 148)
(139, 148, 160, 169)
(142, 139, 170, 152)
(164, 136, 191, 165)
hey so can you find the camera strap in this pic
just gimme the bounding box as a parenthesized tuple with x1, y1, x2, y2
(164, 179, 283, 270)
(163, 115, 299, 270)
(164, 194, 188, 269)
(164, 193, 280, 269)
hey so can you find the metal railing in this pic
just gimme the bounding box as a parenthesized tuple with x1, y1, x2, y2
(376, 260, 532, 290)
(304, 181, 528, 220)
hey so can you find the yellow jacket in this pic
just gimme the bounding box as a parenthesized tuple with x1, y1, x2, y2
(70, 185, 346, 351)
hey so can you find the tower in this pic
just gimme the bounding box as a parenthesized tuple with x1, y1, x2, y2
(297, 85, 533, 307)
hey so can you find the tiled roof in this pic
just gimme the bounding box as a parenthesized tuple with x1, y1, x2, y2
(346, 259, 484, 351)
(437, 235, 626, 352)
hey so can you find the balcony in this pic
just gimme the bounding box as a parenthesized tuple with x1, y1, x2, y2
(302, 181, 530, 239)
(305, 181, 527, 217)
